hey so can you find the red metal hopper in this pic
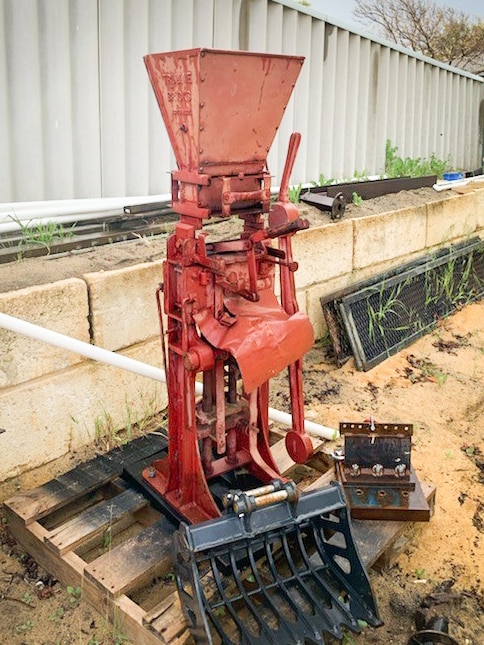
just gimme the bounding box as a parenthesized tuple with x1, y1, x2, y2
(144, 48, 304, 220)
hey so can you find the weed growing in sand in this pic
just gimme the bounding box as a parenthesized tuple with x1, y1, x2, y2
(352, 191, 363, 206)
(14, 619, 34, 634)
(367, 280, 407, 342)
(66, 584, 82, 605)
(8, 214, 75, 258)
(288, 183, 303, 203)
(310, 173, 336, 187)
(384, 140, 450, 178)
(49, 607, 65, 623)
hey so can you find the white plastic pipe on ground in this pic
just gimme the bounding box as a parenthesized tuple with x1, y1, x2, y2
(0, 312, 338, 440)
(0, 194, 171, 219)
(0, 211, 122, 235)
(0, 194, 171, 233)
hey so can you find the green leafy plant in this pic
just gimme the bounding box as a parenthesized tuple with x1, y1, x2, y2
(412, 356, 449, 385)
(22, 591, 35, 605)
(66, 584, 82, 604)
(14, 619, 34, 633)
(102, 526, 113, 550)
(352, 192, 363, 206)
(94, 406, 118, 447)
(341, 628, 358, 644)
(414, 567, 427, 580)
(9, 214, 74, 257)
(367, 281, 408, 342)
(352, 169, 370, 181)
(433, 369, 448, 387)
(288, 183, 303, 203)
(49, 606, 65, 622)
(385, 140, 451, 179)
(311, 173, 335, 187)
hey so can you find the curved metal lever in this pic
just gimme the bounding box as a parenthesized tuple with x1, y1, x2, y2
(278, 132, 301, 203)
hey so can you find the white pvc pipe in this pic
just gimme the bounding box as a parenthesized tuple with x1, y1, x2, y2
(432, 174, 484, 192)
(268, 407, 339, 440)
(0, 312, 167, 383)
(0, 194, 171, 218)
(0, 194, 172, 233)
(0, 312, 338, 440)
(0, 210, 122, 235)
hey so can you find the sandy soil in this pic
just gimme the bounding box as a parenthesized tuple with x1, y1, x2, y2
(0, 186, 483, 644)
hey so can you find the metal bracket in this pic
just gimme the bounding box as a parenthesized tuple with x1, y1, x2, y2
(335, 421, 432, 521)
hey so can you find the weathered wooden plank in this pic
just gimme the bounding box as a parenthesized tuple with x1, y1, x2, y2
(45, 488, 148, 555)
(84, 516, 175, 598)
(114, 594, 173, 645)
(271, 433, 323, 477)
(145, 593, 188, 641)
(106, 433, 167, 468)
(5, 457, 122, 525)
(304, 467, 335, 491)
(4, 479, 71, 525)
(4, 434, 166, 526)
(3, 430, 437, 645)
(2, 507, 170, 644)
(151, 599, 188, 642)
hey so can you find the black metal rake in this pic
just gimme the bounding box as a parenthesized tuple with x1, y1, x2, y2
(174, 482, 382, 644)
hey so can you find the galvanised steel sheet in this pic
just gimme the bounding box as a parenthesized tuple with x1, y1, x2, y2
(1, 0, 482, 202)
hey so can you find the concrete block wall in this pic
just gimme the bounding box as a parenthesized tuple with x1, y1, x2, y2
(0, 263, 168, 482)
(0, 189, 482, 483)
(295, 189, 484, 337)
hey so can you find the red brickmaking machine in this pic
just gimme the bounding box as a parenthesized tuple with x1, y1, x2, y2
(141, 48, 382, 644)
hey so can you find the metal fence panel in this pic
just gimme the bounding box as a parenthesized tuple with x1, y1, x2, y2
(1, 0, 101, 202)
(0, 0, 482, 203)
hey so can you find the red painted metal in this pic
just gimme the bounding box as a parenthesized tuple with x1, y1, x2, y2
(142, 48, 315, 524)
(144, 48, 304, 224)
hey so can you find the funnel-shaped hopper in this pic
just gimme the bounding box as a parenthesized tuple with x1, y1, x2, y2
(145, 48, 303, 181)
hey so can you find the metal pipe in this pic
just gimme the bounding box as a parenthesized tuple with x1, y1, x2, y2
(0, 312, 338, 441)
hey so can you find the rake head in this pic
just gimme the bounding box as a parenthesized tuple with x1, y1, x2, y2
(174, 482, 382, 644)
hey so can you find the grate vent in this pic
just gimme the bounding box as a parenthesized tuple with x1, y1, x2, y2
(322, 238, 483, 370)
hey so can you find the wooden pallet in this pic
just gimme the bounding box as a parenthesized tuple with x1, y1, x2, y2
(3, 433, 435, 645)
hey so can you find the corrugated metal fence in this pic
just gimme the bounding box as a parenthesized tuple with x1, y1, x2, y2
(1, 0, 483, 203)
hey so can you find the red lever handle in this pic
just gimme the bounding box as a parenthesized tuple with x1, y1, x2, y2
(278, 132, 301, 203)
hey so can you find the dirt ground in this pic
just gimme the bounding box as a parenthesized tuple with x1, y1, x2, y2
(0, 186, 483, 644)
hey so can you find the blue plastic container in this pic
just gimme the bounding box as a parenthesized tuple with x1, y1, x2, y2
(443, 171, 464, 181)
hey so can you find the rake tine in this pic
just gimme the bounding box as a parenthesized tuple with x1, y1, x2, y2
(295, 525, 361, 632)
(310, 520, 380, 624)
(226, 547, 280, 645)
(207, 553, 249, 644)
(263, 535, 325, 642)
(245, 541, 306, 643)
(280, 531, 344, 640)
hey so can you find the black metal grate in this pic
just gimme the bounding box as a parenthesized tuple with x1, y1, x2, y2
(321, 238, 483, 371)
(175, 484, 382, 644)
